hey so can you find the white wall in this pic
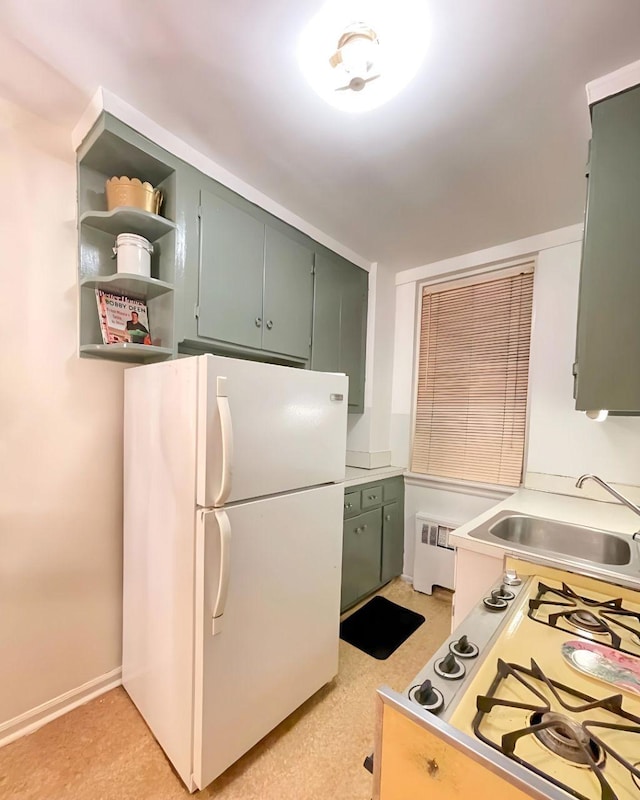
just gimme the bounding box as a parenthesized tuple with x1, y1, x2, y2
(0, 99, 125, 728)
(527, 241, 640, 484)
(393, 232, 640, 578)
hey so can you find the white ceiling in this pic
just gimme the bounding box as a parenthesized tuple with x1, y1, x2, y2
(2, 0, 640, 270)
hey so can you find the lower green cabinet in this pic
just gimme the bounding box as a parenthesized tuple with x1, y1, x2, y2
(381, 502, 403, 584)
(341, 476, 405, 612)
(341, 509, 383, 611)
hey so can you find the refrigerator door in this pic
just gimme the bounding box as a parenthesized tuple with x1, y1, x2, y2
(197, 355, 348, 507)
(192, 484, 343, 789)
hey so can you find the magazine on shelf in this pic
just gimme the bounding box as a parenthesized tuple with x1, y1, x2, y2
(95, 290, 152, 345)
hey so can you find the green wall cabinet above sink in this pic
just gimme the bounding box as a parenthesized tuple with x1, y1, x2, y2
(574, 84, 640, 414)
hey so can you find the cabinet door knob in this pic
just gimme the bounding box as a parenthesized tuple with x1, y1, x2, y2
(385, 514, 391, 521)
(255, 317, 262, 327)
(266, 320, 274, 330)
(362, 524, 367, 531)
(345, 503, 352, 509)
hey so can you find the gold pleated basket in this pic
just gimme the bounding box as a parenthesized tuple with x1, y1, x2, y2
(105, 176, 163, 215)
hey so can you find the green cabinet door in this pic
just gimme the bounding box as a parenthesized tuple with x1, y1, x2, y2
(311, 254, 368, 413)
(381, 502, 404, 584)
(341, 262, 368, 412)
(341, 508, 383, 611)
(575, 85, 640, 413)
(197, 189, 265, 349)
(311, 253, 342, 372)
(263, 225, 314, 359)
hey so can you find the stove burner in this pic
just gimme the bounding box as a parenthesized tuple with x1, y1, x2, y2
(528, 582, 640, 655)
(529, 711, 603, 766)
(473, 659, 640, 800)
(567, 609, 608, 635)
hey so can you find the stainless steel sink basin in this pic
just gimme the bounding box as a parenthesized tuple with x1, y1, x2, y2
(467, 511, 638, 574)
(485, 514, 631, 565)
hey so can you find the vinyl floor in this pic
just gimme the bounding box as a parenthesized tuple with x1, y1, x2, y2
(0, 580, 452, 800)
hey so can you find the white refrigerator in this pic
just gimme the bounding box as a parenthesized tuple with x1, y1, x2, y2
(122, 354, 348, 791)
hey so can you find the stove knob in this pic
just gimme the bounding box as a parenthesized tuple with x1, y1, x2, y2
(503, 569, 522, 586)
(414, 679, 437, 705)
(496, 584, 515, 601)
(410, 679, 444, 713)
(434, 652, 466, 680)
(449, 634, 479, 659)
(483, 591, 508, 611)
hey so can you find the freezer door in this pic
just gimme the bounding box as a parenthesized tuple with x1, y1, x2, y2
(197, 354, 348, 507)
(192, 484, 343, 790)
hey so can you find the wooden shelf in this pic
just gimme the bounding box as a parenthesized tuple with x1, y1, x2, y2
(80, 273, 174, 301)
(79, 344, 173, 363)
(80, 207, 176, 241)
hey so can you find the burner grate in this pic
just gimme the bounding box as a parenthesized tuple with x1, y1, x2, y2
(473, 659, 640, 800)
(601, 609, 640, 645)
(528, 582, 638, 656)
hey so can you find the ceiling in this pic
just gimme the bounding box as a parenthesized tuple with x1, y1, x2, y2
(2, 0, 640, 270)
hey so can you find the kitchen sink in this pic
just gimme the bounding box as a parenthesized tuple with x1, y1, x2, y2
(468, 511, 635, 567)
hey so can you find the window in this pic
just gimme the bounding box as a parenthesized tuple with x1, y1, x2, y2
(411, 266, 534, 487)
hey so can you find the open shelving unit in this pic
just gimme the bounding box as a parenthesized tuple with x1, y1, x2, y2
(80, 273, 174, 300)
(79, 343, 174, 363)
(80, 207, 176, 240)
(76, 114, 180, 363)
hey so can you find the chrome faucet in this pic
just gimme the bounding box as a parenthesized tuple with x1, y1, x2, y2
(576, 474, 640, 536)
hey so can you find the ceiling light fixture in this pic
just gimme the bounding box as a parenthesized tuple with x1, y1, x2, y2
(298, 0, 430, 113)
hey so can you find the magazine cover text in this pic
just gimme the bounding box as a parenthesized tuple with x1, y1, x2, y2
(95, 291, 152, 345)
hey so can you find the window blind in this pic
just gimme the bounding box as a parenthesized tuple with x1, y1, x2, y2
(411, 267, 534, 487)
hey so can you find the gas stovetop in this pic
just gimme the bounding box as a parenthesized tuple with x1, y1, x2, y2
(473, 658, 640, 800)
(528, 582, 640, 658)
(402, 563, 640, 800)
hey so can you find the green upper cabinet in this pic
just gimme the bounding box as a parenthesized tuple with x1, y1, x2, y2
(194, 186, 314, 363)
(263, 226, 314, 360)
(574, 85, 640, 414)
(75, 114, 370, 379)
(197, 189, 264, 350)
(312, 253, 368, 413)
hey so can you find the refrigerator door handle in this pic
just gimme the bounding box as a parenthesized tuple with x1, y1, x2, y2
(212, 509, 231, 636)
(215, 376, 234, 507)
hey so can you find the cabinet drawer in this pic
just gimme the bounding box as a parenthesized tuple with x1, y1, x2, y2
(344, 491, 361, 518)
(383, 476, 404, 503)
(361, 485, 382, 509)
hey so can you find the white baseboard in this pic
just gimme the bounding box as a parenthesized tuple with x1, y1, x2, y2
(0, 667, 122, 749)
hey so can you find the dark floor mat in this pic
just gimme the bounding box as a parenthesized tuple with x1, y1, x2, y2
(339, 595, 425, 660)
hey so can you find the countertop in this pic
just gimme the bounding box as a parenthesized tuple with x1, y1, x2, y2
(449, 487, 640, 589)
(343, 465, 405, 488)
